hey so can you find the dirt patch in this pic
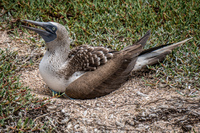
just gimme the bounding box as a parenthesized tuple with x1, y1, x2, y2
(24, 78, 200, 132)
(1, 31, 200, 132)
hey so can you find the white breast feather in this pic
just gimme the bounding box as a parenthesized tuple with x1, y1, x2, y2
(39, 53, 85, 92)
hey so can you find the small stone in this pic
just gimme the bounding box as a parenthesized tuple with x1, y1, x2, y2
(159, 83, 168, 88)
(136, 91, 148, 97)
(47, 105, 57, 110)
(61, 109, 66, 113)
(67, 122, 72, 129)
(126, 120, 135, 126)
(149, 113, 157, 117)
(182, 125, 192, 132)
(74, 124, 80, 129)
(109, 114, 114, 119)
(83, 110, 87, 116)
(61, 118, 70, 124)
(116, 121, 124, 127)
(11, 47, 19, 51)
(140, 117, 146, 121)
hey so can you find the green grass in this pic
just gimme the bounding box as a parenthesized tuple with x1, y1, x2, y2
(0, 0, 199, 131)
(0, 49, 55, 132)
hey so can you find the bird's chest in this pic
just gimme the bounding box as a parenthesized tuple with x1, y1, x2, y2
(39, 56, 67, 92)
(39, 54, 85, 92)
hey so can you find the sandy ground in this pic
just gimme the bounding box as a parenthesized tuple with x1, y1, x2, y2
(1, 31, 199, 132)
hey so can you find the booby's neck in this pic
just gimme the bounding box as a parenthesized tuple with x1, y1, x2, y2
(45, 38, 70, 61)
(39, 37, 74, 92)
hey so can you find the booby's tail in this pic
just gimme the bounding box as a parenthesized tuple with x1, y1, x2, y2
(132, 37, 193, 71)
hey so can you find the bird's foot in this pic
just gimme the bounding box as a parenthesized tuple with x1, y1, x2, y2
(48, 87, 75, 100)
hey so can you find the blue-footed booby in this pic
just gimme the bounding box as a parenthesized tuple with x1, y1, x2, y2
(21, 20, 192, 99)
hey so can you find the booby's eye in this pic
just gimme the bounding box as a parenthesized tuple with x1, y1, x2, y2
(52, 27, 56, 31)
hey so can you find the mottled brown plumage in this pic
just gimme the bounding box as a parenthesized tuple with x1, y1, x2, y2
(68, 45, 114, 71)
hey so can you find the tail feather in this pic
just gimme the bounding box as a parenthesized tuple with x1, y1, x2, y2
(135, 30, 151, 47)
(123, 30, 151, 51)
(123, 30, 151, 59)
(132, 37, 193, 71)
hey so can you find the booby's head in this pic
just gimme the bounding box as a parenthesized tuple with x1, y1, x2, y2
(21, 20, 69, 44)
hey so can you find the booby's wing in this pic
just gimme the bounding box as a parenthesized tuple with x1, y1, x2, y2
(65, 31, 151, 99)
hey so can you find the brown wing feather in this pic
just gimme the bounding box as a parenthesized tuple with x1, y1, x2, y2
(68, 45, 115, 71)
(65, 31, 151, 99)
(65, 44, 143, 99)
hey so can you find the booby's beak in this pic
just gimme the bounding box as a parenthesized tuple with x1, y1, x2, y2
(21, 20, 57, 42)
